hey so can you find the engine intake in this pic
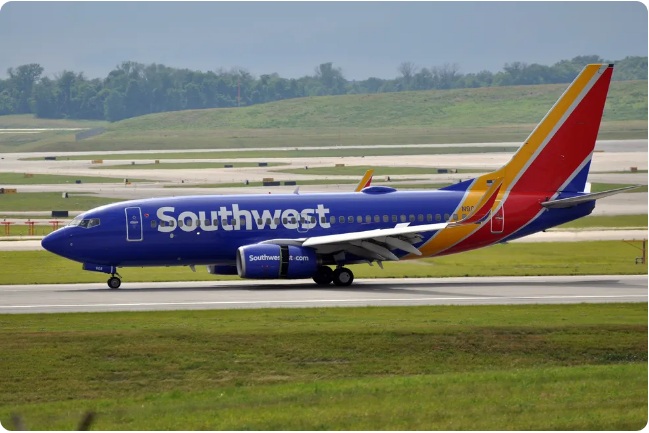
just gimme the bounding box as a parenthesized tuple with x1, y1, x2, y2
(236, 244, 318, 279)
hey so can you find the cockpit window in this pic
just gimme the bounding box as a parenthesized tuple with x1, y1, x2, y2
(67, 216, 100, 229)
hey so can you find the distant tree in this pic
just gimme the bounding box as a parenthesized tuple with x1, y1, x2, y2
(614, 56, 648, 81)
(398, 61, 418, 90)
(32, 77, 60, 118)
(432, 63, 461, 89)
(103, 90, 126, 122)
(7, 63, 43, 113)
(0, 90, 15, 115)
(314, 62, 346, 95)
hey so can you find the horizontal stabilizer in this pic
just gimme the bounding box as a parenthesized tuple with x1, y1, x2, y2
(541, 185, 642, 209)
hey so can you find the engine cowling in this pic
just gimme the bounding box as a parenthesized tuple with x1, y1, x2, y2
(236, 244, 318, 279)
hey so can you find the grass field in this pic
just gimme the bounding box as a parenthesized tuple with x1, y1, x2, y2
(0, 172, 147, 185)
(275, 165, 485, 176)
(0, 241, 645, 285)
(0, 303, 646, 430)
(555, 214, 647, 229)
(24, 144, 520, 161)
(590, 183, 648, 193)
(93, 161, 285, 170)
(0, 115, 106, 129)
(0, 192, 121, 213)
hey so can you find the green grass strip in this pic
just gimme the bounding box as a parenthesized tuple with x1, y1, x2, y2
(0, 303, 646, 430)
(93, 161, 285, 170)
(0, 241, 645, 285)
(590, 183, 648, 193)
(23, 145, 519, 161)
(0, 173, 148, 185)
(556, 214, 647, 229)
(274, 165, 485, 176)
(0, 192, 121, 212)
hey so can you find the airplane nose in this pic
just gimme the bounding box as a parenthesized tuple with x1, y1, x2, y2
(41, 229, 68, 257)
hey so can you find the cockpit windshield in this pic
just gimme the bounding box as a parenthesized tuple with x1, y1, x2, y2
(67, 216, 101, 228)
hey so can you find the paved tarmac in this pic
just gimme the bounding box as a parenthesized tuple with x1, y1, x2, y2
(0, 275, 645, 314)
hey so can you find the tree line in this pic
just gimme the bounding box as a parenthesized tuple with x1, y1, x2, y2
(0, 55, 645, 122)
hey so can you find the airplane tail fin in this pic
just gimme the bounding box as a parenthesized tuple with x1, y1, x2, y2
(355, 169, 374, 192)
(449, 64, 614, 196)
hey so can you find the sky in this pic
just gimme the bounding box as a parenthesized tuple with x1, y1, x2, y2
(0, 1, 646, 80)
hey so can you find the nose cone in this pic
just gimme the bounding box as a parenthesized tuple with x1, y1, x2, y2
(41, 229, 68, 257)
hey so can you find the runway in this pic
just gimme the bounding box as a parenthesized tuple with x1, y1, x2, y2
(0, 275, 645, 314)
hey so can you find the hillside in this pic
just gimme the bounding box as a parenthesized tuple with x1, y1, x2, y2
(0, 80, 645, 152)
(111, 80, 647, 131)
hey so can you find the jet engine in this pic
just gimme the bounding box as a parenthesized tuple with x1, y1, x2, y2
(236, 244, 318, 279)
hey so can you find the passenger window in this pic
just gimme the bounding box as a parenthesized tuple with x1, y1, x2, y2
(204, 219, 211, 226)
(409, 215, 415, 222)
(427, 214, 432, 222)
(365, 215, 371, 223)
(392, 215, 398, 222)
(213, 219, 219, 226)
(151, 220, 157, 228)
(462, 214, 467, 220)
(329, 216, 335, 224)
(275, 218, 281, 225)
(444, 213, 450, 221)
(357, 216, 363, 223)
(348, 216, 354, 223)
(374, 215, 380, 223)
(383, 215, 389, 223)
(418, 214, 423, 222)
(400, 215, 406, 223)
(453, 214, 458, 221)
(257, 218, 263, 225)
(339, 216, 345, 224)
(436, 214, 441, 222)
(178, 220, 184, 228)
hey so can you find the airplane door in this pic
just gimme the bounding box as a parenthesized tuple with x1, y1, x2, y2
(491, 201, 504, 234)
(125, 207, 143, 241)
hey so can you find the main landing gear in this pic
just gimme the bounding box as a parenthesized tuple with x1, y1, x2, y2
(107, 274, 122, 289)
(312, 266, 354, 286)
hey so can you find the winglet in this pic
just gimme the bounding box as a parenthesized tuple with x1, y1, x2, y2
(355, 169, 374, 192)
(454, 177, 503, 225)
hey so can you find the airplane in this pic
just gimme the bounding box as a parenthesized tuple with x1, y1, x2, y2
(42, 63, 638, 289)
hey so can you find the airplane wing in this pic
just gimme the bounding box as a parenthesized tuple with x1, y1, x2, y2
(354, 169, 374, 192)
(261, 179, 503, 263)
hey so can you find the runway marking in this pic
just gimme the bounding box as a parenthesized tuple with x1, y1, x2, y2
(3, 294, 647, 310)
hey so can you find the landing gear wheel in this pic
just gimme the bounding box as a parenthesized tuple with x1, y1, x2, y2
(312, 266, 333, 286)
(107, 276, 121, 289)
(332, 267, 354, 287)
